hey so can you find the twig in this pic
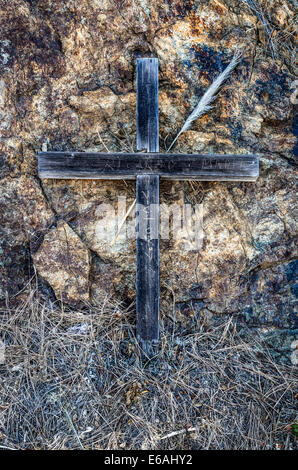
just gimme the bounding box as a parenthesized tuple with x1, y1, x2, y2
(160, 427, 196, 440)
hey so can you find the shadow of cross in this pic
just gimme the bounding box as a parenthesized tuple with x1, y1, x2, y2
(38, 58, 259, 359)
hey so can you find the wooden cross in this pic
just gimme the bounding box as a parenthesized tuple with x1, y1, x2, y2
(39, 58, 259, 357)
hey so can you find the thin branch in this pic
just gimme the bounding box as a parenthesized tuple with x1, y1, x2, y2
(160, 427, 196, 440)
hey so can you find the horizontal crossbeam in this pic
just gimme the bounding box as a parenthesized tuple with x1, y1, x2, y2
(38, 152, 259, 181)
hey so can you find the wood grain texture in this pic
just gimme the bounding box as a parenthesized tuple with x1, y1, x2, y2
(37, 55, 260, 361)
(136, 175, 159, 358)
(136, 58, 159, 357)
(38, 152, 259, 181)
(136, 58, 159, 152)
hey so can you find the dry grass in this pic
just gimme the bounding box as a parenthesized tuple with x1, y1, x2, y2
(0, 284, 297, 450)
(240, 0, 297, 68)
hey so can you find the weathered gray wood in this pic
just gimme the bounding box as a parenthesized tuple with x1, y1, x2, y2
(38, 152, 259, 181)
(37, 56, 260, 360)
(136, 58, 159, 152)
(136, 175, 159, 358)
(136, 57, 160, 357)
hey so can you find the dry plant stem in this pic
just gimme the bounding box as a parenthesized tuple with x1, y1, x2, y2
(240, 0, 276, 57)
(97, 132, 110, 153)
(111, 198, 136, 245)
(63, 409, 84, 450)
(0, 284, 297, 450)
(166, 50, 241, 152)
(160, 427, 196, 440)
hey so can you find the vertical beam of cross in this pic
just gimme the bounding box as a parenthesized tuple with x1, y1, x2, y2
(38, 58, 259, 359)
(137, 58, 159, 152)
(136, 58, 159, 357)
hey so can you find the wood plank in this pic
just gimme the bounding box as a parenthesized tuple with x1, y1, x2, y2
(136, 175, 159, 358)
(136, 58, 160, 357)
(39, 152, 259, 181)
(136, 58, 159, 152)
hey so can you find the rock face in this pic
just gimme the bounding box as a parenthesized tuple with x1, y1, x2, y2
(0, 1, 296, 359)
(0, 175, 54, 298)
(32, 220, 90, 305)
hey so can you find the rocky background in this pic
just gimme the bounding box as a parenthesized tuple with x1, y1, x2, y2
(0, 0, 297, 362)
